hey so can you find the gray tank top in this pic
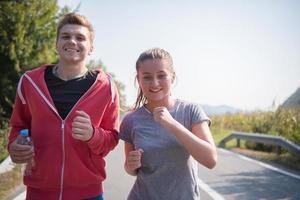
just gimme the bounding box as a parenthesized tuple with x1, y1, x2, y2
(119, 99, 211, 200)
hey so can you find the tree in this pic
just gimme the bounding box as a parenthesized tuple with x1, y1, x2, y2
(0, 1, 127, 126)
(0, 0, 62, 126)
(87, 59, 127, 114)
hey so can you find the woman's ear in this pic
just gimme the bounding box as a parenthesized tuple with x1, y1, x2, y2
(136, 75, 140, 85)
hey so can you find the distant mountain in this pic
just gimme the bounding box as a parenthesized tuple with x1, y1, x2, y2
(282, 87, 300, 108)
(201, 104, 242, 116)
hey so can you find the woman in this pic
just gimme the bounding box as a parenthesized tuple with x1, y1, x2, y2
(120, 48, 217, 200)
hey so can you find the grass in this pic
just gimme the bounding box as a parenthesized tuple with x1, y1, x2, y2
(0, 165, 23, 200)
(232, 148, 300, 171)
(212, 126, 300, 172)
(0, 128, 9, 163)
(211, 127, 247, 148)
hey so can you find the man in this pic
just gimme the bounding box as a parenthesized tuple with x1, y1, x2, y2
(8, 13, 119, 200)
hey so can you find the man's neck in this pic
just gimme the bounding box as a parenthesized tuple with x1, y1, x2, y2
(54, 62, 88, 81)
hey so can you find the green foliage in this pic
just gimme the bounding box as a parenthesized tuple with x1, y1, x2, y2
(0, 0, 62, 124)
(212, 107, 300, 149)
(0, 1, 128, 166)
(272, 107, 300, 142)
(0, 120, 9, 162)
(0, 0, 73, 165)
(86, 59, 127, 114)
(210, 126, 231, 145)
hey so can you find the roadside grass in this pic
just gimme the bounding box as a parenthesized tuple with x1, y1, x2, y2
(212, 127, 300, 172)
(231, 148, 300, 171)
(211, 127, 245, 148)
(0, 128, 9, 162)
(0, 165, 22, 200)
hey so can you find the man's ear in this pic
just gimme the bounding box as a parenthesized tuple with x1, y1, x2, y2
(171, 73, 176, 83)
(54, 42, 58, 54)
(88, 45, 94, 55)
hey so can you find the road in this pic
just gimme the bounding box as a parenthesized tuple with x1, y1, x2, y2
(10, 144, 300, 200)
(198, 149, 300, 200)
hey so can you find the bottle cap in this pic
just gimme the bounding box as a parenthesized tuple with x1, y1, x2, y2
(20, 129, 29, 137)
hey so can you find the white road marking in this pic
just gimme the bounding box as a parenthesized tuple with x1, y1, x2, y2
(219, 148, 300, 180)
(199, 179, 226, 200)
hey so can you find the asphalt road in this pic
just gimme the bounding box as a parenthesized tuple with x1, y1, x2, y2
(10, 144, 300, 200)
(100, 144, 300, 200)
(197, 149, 300, 200)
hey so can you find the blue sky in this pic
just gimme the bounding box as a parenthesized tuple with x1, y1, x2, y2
(58, 0, 300, 110)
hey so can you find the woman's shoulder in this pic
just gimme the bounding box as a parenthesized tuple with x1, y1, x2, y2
(175, 99, 209, 116)
(176, 99, 203, 110)
(121, 107, 145, 121)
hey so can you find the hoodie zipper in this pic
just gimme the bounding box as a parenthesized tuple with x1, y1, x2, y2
(24, 72, 100, 200)
(59, 121, 65, 200)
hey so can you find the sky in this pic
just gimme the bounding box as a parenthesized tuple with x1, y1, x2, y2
(58, 0, 300, 111)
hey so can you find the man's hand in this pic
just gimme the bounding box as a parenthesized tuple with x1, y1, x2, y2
(9, 136, 34, 164)
(72, 110, 94, 141)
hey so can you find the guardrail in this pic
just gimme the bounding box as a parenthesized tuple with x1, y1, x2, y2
(219, 132, 300, 156)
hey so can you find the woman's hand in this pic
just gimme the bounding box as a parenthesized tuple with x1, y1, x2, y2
(125, 148, 143, 173)
(153, 107, 176, 129)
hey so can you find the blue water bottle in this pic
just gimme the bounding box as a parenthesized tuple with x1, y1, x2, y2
(18, 129, 35, 176)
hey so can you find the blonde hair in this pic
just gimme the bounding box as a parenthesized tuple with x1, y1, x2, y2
(134, 48, 176, 110)
(57, 12, 94, 43)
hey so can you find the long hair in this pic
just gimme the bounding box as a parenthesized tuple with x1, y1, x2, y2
(133, 48, 176, 110)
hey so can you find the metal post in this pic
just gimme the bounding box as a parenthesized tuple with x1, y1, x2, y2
(276, 146, 281, 156)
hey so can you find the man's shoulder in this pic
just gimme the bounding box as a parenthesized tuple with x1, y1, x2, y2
(25, 64, 54, 76)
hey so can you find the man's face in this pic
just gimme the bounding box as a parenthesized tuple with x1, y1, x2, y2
(56, 24, 93, 63)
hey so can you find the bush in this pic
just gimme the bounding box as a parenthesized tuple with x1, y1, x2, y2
(272, 107, 300, 145)
(212, 107, 300, 151)
(0, 120, 9, 162)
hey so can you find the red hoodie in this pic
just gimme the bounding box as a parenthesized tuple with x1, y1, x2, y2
(8, 64, 119, 200)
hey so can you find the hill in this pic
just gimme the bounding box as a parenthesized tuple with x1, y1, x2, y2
(201, 104, 242, 116)
(282, 87, 300, 108)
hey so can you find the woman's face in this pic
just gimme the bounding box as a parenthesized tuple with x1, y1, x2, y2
(56, 24, 93, 63)
(137, 59, 174, 104)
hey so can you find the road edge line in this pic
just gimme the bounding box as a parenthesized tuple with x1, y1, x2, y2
(198, 179, 225, 200)
(219, 148, 300, 180)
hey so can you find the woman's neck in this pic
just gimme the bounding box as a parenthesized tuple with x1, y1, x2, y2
(145, 97, 176, 113)
(54, 62, 88, 81)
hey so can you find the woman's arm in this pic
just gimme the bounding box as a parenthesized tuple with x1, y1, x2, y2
(170, 120, 217, 168)
(153, 107, 217, 169)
